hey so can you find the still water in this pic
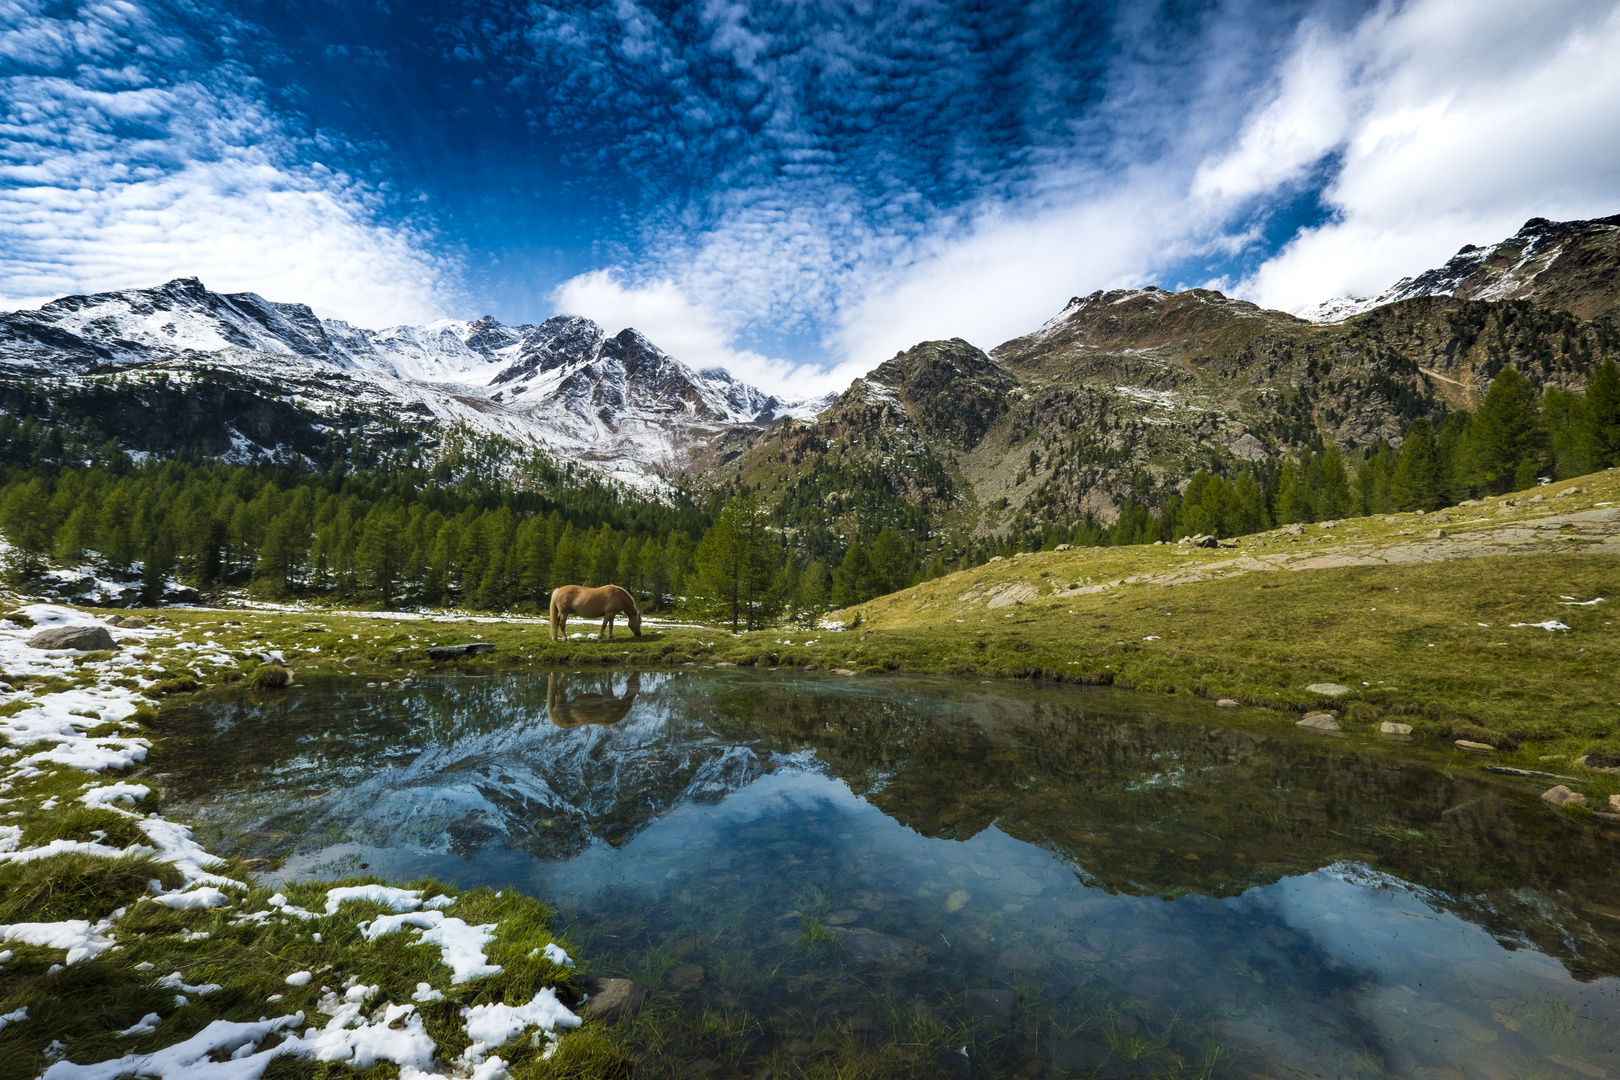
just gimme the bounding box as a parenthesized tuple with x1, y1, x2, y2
(158, 670, 1620, 1078)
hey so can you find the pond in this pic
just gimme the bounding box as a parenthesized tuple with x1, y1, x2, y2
(155, 669, 1620, 1078)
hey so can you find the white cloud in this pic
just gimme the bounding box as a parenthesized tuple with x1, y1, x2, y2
(1234, 0, 1620, 311)
(0, 3, 459, 326)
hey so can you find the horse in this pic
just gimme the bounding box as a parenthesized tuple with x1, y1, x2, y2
(549, 583, 642, 642)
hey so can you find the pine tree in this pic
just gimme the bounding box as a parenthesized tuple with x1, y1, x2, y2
(1466, 366, 1547, 494)
(1583, 357, 1620, 467)
(357, 503, 408, 608)
(868, 527, 913, 595)
(1391, 418, 1442, 510)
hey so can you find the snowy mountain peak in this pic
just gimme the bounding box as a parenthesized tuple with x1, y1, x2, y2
(0, 278, 829, 481)
(1296, 213, 1620, 323)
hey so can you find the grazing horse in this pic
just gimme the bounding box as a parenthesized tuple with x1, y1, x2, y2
(549, 583, 642, 642)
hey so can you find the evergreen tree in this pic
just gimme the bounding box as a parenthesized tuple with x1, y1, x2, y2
(357, 503, 408, 608)
(1466, 366, 1547, 494)
(1583, 358, 1620, 467)
(868, 527, 914, 595)
(1391, 418, 1443, 510)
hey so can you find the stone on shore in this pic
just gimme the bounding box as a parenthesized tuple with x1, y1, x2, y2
(1541, 785, 1589, 808)
(1380, 721, 1413, 735)
(1454, 739, 1496, 751)
(1306, 682, 1351, 696)
(426, 643, 495, 660)
(27, 626, 117, 651)
(1297, 712, 1340, 732)
(1215, 698, 1238, 708)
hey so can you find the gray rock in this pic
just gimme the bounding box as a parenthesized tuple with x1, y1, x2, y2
(668, 963, 703, 990)
(580, 977, 647, 1020)
(425, 643, 495, 660)
(342, 656, 361, 667)
(934, 1045, 972, 1079)
(1428, 528, 1449, 539)
(675, 1059, 718, 1080)
(1540, 785, 1589, 808)
(1215, 698, 1239, 708)
(1281, 523, 1304, 536)
(1297, 712, 1341, 732)
(963, 988, 1016, 1029)
(1380, 721, 1413, 735)
(830, 667, 858, 676)
(27, 626, 117, 651)
(1054, 543, 1072, 552)
(105, 616, 146, 629)
(1048, 1036, 1113, 1071)
(1306, 682, 1351, 696)
(829, 926, 922, 970)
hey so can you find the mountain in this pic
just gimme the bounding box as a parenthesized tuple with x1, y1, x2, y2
(716, 215, 1620, 549)
(1297, 213, 1620, 323)
(0, 277, 827, 483)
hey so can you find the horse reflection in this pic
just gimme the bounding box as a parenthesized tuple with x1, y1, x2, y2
(546, 672, 640, 729)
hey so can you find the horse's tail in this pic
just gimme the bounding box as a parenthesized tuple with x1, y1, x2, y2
(548, 589, 562, 641)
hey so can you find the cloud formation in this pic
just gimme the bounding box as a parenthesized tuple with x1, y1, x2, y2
(0, 0, 459, 325)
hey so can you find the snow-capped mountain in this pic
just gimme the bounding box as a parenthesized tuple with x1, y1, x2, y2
(1297, 213, 1620, 324)
(0, 277, 830, 482)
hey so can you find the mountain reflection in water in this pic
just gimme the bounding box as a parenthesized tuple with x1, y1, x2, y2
(158, 670, 1620, 1078)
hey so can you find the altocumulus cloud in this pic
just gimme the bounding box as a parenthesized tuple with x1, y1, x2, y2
(0, 0, 459, 326)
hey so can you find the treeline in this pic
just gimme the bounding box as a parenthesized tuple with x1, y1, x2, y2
(988, 359, 1620, 553)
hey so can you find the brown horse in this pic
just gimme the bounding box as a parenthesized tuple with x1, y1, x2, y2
(546, 671, 640, 728)
(549, 583, 642, 642)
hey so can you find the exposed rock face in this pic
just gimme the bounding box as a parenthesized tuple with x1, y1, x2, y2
(27, 626, 117, 651)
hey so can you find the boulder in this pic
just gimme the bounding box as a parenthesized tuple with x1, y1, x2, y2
(1053, 543, 1072, 552)
(1541, 785, 1589, 808)
(425, 643, 495, 660)
(1428, 528, 1449, 539)
(105, 615, 147, 629)
(1454, 740, 1496, 752)
(1306, 682, 1351, 696)
(1380, 721, 1413, 735)
(934, 1046, 972, 1079)
(580, 977, 648, 1020)
(962, 988, 1016, 1029)
(1297, 712, 1341, 732)
(27, 626, 117, 652)
(1610, 794, 1620, 812)
(1281, 523, 1305, 536)
(830, 667, 858, 676)
(1215, 698, 1238, 708)
(828, 926, 923, 971)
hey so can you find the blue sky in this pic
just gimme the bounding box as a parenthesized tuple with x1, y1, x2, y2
(3, 0, 1619, 394)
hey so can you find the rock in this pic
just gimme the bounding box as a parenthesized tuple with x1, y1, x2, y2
(668, 964, 703, 990)
(1318, 520, 1341, 529)
(425, 643, 495, 660)
(1306, 682, 1351, 696)
(802, 663, 819, 671)
(164, 587, 202, 604)
(105, 615, 147, 629)
(1610, 794, 1620, 812)
(1428, 528, 1449, 539)
(1047, 1036, 1113, 1072)
(1454, 739, 1496, 751)
(1215, 698, 1239, 707)
(1217, 537, 1239, 547)
(988, 555, 1005, 562)
(934, 1045, 972, 1079)
(580, 977, 647, 1020)
(675, 1060, 718, 1080)
(1176, 533, 1217, 548)
(27, 626, 117, 651)
(342, 656, 361, 667)
(1380, 721, 1413, 735)
(1541, 785, 1589, 808)
(829, 927, 922, 970)
(963, 988, 1016, 1029)
(713, 661, 737, 668)
(1297, 712, 1341, 732)
(1054, 543, 1071, 552)
(830, 667, 858, 676)
(1281, 524, 1304, 536)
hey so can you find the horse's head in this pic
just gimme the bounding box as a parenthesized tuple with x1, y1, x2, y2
(628, 603, 642, 636)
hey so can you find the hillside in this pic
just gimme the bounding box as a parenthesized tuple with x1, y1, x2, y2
(716, 216, 1619, 550)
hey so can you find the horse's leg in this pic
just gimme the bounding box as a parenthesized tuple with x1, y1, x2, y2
(552, 609, 565, 642)
(601, 613, 613, 641)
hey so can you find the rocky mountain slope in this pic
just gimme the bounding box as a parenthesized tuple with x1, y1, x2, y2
(0, 277, 826, 483)
(717, 216, 1619, 548)
(1298, 213, 1620, 323)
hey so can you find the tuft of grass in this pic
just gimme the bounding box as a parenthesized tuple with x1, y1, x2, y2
(19, 805, 146, 849)
(250, 664, 292, 690)
(0, 853, 185, 923)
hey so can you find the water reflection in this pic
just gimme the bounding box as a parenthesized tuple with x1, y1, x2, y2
(547, 671, 640, 728)
(156, 671, 1620, 1078)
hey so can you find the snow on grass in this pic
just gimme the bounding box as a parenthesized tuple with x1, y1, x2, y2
(0, 915, 117, 964)
(461, 989, 582, 1066)
(362, 910, 502, 984)
(150, 886, 232, 910)
(324, 884, 454, 915)
(1510, 620, 1571, 630)
(80, 782, 149, 808)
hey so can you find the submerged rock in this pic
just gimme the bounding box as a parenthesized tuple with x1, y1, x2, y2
(580, 977, 647, 1020)
(963, 988, 1016, 1029)
(934, 1045, 972, 1079)
(1541, 785, 1590, 808)
(829, 926, 923, 970)
(27, 626, 117, 651)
